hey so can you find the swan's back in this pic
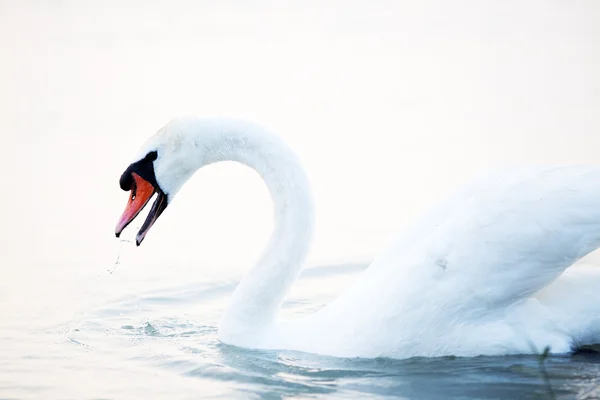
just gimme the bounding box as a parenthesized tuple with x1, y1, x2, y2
(295, 166, 600, 358)
(371, 165, 600, 299)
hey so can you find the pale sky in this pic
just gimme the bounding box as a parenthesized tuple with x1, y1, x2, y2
(1, 0, 599, 279)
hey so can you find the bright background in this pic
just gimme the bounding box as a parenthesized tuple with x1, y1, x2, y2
(1, 0, 599, 305)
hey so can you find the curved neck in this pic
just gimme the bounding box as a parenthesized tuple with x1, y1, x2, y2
(197, 120, 315, 343)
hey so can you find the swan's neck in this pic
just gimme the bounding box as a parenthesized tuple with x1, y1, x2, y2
(197, 120, 315, 343)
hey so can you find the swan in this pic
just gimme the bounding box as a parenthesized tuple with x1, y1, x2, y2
(115, 116, 600, 359)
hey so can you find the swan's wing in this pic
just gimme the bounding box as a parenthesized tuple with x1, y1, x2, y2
(536, 264, 600, 346)
(369, 165, 600, 311)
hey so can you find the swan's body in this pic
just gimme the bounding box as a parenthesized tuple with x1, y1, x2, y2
(116, 117, 600, 359)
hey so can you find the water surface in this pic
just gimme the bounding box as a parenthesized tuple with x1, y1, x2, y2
(2, 262, 600, 399)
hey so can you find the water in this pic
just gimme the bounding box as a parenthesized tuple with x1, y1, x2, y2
(3, 261, 600, 400)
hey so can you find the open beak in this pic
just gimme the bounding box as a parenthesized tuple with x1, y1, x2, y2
(115, 172, 168, 246)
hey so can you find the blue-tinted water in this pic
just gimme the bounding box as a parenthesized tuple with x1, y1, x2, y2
(3, 263, 600, 400)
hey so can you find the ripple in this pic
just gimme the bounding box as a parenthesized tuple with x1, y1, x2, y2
(36, 265, 600, 400)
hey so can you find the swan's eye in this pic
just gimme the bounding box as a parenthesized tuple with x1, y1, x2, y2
(145, 151, 158, 162)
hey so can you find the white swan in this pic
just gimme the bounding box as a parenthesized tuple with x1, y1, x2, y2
(115, 117, 600, 359)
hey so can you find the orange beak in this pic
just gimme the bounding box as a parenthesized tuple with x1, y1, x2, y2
(115, 173, 156, 238)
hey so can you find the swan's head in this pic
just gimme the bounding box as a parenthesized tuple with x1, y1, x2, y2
(115, 118, 208, 245)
